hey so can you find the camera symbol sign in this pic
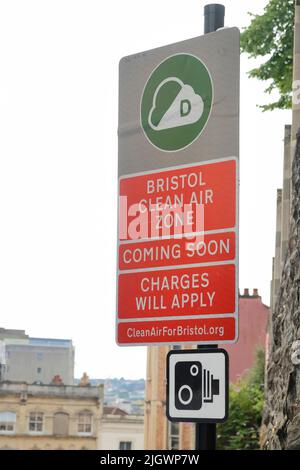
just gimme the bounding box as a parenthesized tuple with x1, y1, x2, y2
(166, 349, 229, 423)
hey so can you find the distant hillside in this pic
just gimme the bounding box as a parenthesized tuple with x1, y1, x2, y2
(74, 377, 145, 415)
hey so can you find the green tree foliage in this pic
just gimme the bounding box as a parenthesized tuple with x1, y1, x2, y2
(217, 347, 265, 450)
(240, 0, 294, 111)
(247, 346, 265, 388)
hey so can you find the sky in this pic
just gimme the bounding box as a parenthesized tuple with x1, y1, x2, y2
(0, 1, 292, 379)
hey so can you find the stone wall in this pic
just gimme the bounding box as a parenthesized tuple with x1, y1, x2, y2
(262, 129, 300, 449)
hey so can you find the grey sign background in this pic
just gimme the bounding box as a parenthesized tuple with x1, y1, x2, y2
(118, 27, 239, 177)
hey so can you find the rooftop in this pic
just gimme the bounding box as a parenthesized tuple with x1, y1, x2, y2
(103, 406, 128, 416)
(0, 381, 103, 400)
(0, 328, 73, 348)
(0, 328, 28, 340)
(29, 337, 72, 347)
(102, 406, 143, 424)
(239, 288, 260, 298)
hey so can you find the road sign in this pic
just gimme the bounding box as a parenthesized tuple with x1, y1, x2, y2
(166, 349, 229, 423)
(117, 28, 239, 346)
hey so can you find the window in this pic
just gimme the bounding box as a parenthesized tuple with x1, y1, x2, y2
(78, 411, 92, 434)
(119, 441, 132, 450)
(0, 412, 16, 433)
(29, 412, 43, 432)
(37, 367, 42, 374)
(53, 412, 69, 436)
(169, 422, 179, 450)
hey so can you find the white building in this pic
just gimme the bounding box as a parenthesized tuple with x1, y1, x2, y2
(99, 407, 144, 450)
(0, 328, 74, 385)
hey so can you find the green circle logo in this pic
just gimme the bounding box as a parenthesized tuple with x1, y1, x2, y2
(141, 54, 213, 152)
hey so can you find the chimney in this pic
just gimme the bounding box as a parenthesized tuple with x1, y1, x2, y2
(244, 288, 249, 297)
(51, 375, 63, 386)
(253, 288, 259, 297)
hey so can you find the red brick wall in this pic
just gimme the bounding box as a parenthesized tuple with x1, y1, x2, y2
(223, 292, 269, 382)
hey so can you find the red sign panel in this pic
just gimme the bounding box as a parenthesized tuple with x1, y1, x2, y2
(118, 317, 236, 344)
(119, 231, 236, 271)
(117, 158, 238, 346)
(119, 158, 236, 240)
(118, 264, 236, 319)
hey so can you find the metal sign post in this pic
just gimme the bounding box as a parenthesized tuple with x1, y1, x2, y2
(195, 3, 226, 452)
(195, 345, 219, 450)
(204, 3, 225, 34)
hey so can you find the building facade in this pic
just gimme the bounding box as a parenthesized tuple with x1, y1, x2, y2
(144, 290, 269, 450)
(223, 289, 269, 382)
(0, 328, 74, 385)
(99, 407, 144, 450)
(0, 381, 103, 450)
(144, 345, 194, 450)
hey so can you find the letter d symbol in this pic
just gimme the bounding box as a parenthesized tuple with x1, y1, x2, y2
(180, 99, 191, 117)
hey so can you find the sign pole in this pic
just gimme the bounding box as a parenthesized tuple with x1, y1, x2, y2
(195, 418, 216, 450)
(195, 345, 218, 450)
(195, 4, 225, 452)
(204, 3, 225, 34)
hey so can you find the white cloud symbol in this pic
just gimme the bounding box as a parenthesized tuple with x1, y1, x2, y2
(148, 77, 204, 131)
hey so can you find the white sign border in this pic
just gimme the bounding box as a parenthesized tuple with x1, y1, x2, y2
(166, 348, 229, 423)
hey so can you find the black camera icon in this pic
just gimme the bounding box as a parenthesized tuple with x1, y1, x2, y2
(175, 361, 220, 410)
